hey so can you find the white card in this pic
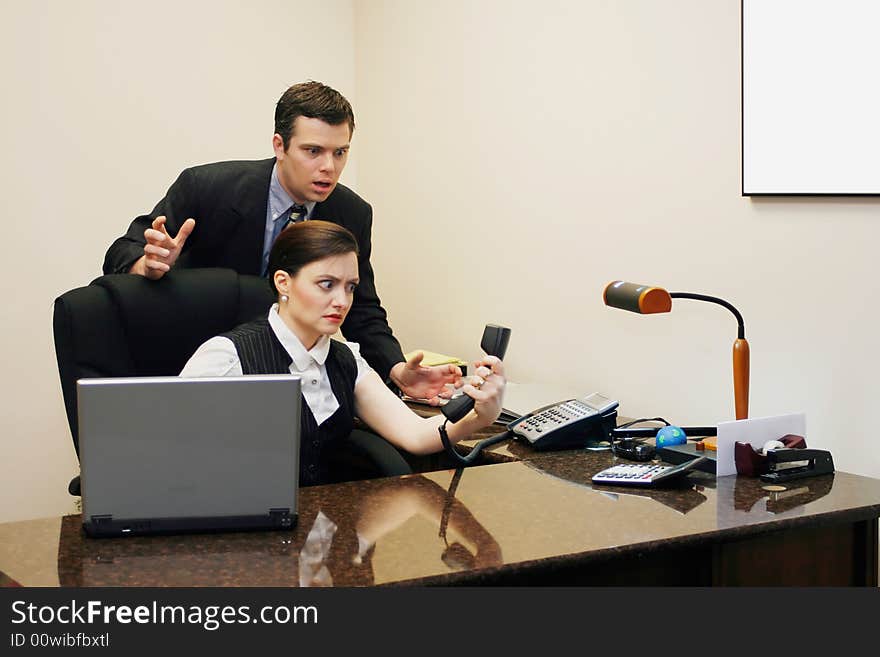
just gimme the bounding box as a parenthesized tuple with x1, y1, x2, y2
(715, 413, 807, 476)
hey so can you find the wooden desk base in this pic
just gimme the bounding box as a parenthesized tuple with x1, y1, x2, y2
(459, 518, 878, 586)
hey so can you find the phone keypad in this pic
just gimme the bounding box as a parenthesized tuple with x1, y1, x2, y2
(512, 399, 598, 444)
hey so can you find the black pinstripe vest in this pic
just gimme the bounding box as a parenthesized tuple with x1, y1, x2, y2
(221, 318, 357, 487)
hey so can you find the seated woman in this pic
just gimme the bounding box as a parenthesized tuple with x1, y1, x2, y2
(180, 220, 505, 487)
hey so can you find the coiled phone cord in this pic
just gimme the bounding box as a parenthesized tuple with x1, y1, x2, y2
(438, 419, 513, 467)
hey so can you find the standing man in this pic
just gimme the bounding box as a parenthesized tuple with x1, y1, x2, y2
(103, 81, 457, 401)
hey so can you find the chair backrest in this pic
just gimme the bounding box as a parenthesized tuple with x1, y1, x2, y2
(53, 267, 412, 495)
(53, 268, 274, 457)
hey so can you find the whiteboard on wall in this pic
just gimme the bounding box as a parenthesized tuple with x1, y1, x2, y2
(742, 0, 880, 195)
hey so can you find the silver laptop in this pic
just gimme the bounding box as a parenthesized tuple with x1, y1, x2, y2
(77, 375, 301, 537)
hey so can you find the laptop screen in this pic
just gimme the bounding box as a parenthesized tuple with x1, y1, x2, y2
(77, 375, 300, 536)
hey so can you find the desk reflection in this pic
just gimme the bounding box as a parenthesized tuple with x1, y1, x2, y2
(733, 473, 835, 515)
(714, 471, 840, 531)
(58, 474, 500, 587)
(522, 456, 711, 515)
(2, 456, 874, 587)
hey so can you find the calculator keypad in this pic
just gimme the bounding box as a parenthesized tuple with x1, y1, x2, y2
(592, 463, 671, 486)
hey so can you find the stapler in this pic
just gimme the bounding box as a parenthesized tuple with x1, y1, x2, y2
(735, 434, 806, 476)
(759, 448, 835, 483)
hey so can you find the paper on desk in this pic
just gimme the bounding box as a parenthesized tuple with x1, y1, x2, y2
(715, 412, 806, 476)
(404, 350, 468, 368)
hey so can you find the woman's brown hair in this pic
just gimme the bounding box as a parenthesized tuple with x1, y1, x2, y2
(267, 220, 359, 294)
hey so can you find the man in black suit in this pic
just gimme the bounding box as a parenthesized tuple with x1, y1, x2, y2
(103, 81, 457, 400)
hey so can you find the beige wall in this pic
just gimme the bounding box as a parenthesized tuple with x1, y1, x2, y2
(354, 0, 880, 480)
(0, 0, 356, 522)
(2, 0, 878, 524)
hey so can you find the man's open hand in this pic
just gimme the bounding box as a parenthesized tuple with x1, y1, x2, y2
(130, 216, 195, 279)
(391, 351, 462, 404)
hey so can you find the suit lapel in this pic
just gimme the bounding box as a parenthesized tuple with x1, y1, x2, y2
(229, 158, 275, 275)
(311, 188, 345, 226)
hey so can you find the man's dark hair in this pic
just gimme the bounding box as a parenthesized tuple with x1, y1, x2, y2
(268, 220, 360, 295)
(274, 81, 355, 150)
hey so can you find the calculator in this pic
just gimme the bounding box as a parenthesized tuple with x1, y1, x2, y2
(591, 457, 708, 487)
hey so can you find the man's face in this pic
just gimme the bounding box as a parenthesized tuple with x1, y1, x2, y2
(273, 117, 351, 204)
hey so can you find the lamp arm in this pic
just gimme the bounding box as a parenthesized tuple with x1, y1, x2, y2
(669, 292, 745, 340)
(669, 291, 749, 420)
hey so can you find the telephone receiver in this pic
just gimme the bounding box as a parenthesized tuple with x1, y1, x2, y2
(441, 324, 511, 423)
(439, 324, 512, 467)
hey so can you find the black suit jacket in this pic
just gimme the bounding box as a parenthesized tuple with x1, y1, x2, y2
(103, 158, 404, 379)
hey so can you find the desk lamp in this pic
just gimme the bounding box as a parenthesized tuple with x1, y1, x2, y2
(603, 280, 750, 421)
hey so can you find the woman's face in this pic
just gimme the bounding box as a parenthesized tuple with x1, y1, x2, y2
(276, 252, 359, 349)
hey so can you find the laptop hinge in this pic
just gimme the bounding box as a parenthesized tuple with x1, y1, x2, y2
(269, 508, 293, 528)
(90, 514, 113, 526)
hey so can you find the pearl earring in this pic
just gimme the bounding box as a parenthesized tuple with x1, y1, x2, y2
(281, 294, 289, 303)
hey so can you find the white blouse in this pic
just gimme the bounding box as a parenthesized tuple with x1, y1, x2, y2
(180, 305, 372, 425)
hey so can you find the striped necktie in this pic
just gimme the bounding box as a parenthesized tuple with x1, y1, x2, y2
(271, 203, 307, 246)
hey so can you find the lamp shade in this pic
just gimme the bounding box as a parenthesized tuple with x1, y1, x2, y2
(603, 281, 672, 314)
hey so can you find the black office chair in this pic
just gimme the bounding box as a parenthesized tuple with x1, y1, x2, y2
(53, 268, 411, 496)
